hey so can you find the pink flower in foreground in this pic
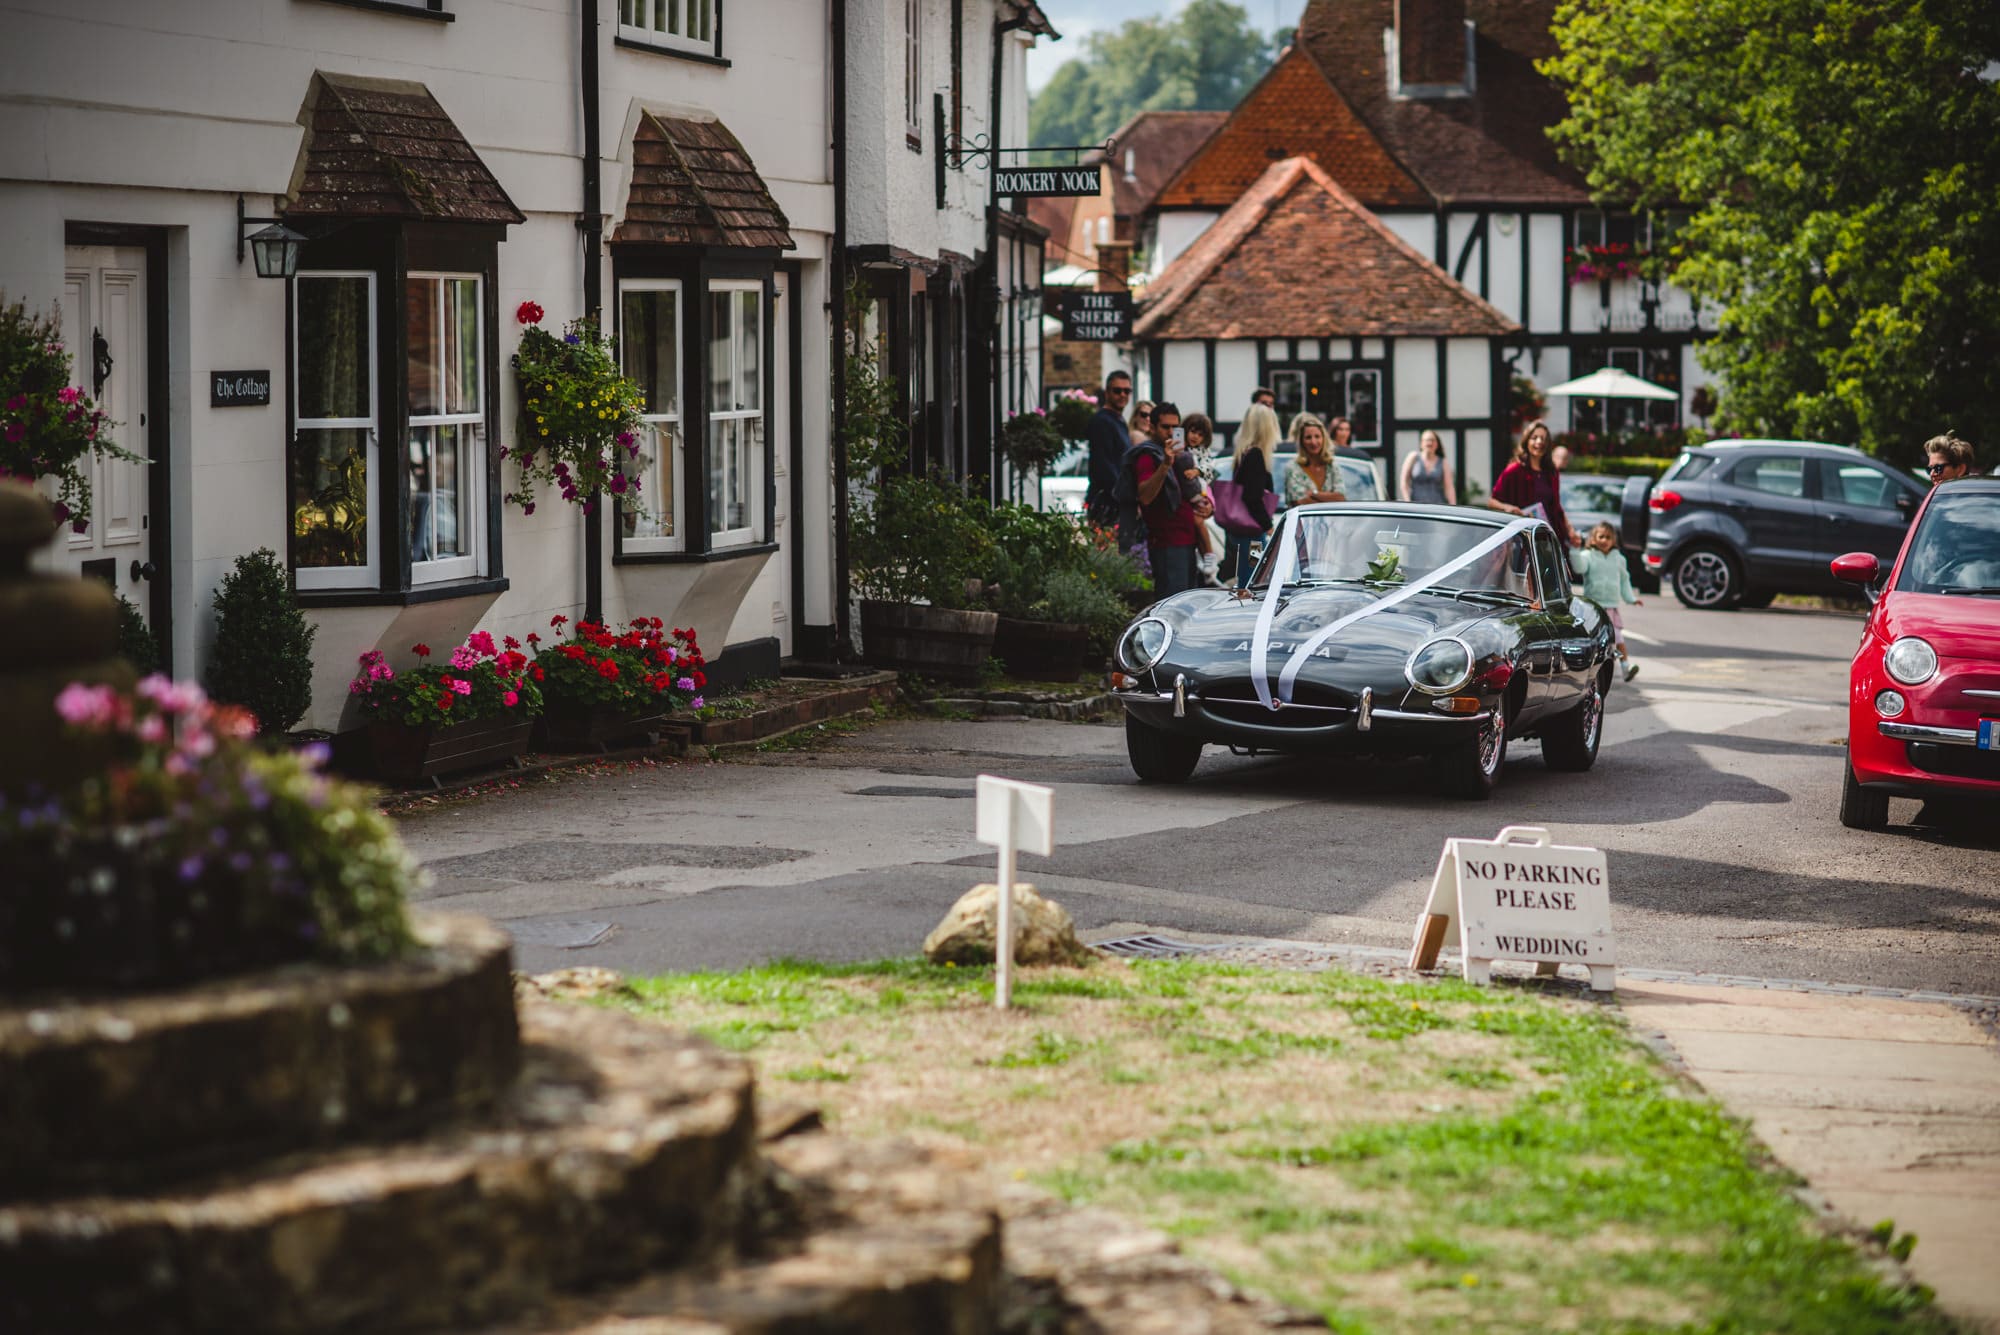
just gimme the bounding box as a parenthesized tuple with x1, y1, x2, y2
(55, 682, 118, 728)
(57, 386, 81, 405)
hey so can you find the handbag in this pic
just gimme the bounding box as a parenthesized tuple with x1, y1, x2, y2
(1210, 479, 1275, 536)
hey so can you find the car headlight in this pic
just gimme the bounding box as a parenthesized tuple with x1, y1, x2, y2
(1883, 636, 1937, 686)
(1406, 638, 1473, 694)
(1117, 618, 1173, 672)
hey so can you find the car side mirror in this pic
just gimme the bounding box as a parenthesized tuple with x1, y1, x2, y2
(1830, 551, 1879, 585)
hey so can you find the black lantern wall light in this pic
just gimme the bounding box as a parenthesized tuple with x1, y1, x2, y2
(236, 195, 305, 278)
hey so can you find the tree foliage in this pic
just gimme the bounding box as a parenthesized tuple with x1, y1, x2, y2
(1030, 0, 1274, 150)
(1542, 0, 2000, 463)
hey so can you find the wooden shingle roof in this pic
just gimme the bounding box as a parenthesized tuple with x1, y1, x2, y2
(613, 113, 794, 251)
(1135, 156, 1518, 342)
(287, 72, 522, 224)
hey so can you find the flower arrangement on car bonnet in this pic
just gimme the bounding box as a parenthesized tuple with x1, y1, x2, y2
(0, 296, 138, 532)
(507, 301, 646, 518)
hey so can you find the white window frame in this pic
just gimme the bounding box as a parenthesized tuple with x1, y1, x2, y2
(616, 278, 685, 554)
(406, 271, 485, 584)
(617, 0, 720, 59)
(291, 270, 379, 592)
(904, 0, 923, 144)
(708, 279, 765, 550)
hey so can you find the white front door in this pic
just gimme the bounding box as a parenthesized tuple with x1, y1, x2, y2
(55, 245, 153, 623)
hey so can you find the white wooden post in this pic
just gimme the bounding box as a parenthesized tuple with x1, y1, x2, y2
(975, 775, 1055, 1011)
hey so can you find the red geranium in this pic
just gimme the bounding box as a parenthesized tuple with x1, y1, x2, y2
(516, 300, 545, 326)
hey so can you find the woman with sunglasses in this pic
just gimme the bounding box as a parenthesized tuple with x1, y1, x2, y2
(1926, 433, 1976, 486)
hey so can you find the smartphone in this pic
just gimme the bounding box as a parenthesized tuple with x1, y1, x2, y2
(1170, 427, 1186, 447)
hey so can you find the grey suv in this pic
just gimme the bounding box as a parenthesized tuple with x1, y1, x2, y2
(1618, 440, 1925, 609)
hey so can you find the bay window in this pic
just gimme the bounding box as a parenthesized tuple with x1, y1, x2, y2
(708, 282, 762, 547)
(405, 273, 484, 580)
(617, 0, 721, 60)
(618, 280, 683, 551)
(291, 272, 378, 589)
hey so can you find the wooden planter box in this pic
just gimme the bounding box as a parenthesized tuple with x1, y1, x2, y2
(534, 701, 667, 754)
(993, 617, 1090, 683)
(369, 715, 536, 788)
(859, 601, 998, 684)
(1, 829, 310, 993)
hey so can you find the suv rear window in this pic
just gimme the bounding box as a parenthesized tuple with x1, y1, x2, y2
(1732, 456, 1806, 497)
(1660, 453, 1712, 483)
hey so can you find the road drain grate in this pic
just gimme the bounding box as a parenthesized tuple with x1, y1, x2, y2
(852, 785, 976, 799)
(1091, 934, 1219, 960)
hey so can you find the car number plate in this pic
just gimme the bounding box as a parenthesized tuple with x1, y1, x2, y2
(1980, 720, 2000, 751)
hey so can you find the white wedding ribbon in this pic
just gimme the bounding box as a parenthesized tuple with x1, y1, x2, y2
(1249, 515, 1537, 709)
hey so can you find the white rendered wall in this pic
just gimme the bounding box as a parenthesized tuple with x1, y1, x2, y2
(1214, 341, 1259, 419)
(1162, 341, 1207, 416)
(1444, 339, 1490, 419)
(1462, 428, 1493, 497)
(1527, 213, 1565, 335)
(1151, 211, 1219, 275)
(1379, 212, 1436, 262)
(1392, 338, 1438, 420)
(1444, 212, 1480, 290)
(1486, 213, 1523, 323)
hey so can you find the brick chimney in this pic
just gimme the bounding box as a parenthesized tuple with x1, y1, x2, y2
(1391, 0, 1473, 97)
(1095, 241, 1132, 292)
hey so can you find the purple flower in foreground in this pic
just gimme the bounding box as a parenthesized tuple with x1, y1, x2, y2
(178, 855, 204, 883)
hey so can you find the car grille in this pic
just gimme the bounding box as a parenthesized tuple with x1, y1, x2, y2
(1198, 679, 1356, 727)
(1905, 742, 2000, 782)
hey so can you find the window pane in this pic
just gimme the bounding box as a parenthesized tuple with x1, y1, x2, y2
(407, 424, 474, 563)
(708, 416, 733, 534)
(1344, 370, 1380, 444)
(292, 427, 369, 568)
(621, 421, 677, 542)
(620, 288, 679, 415)
(709, 290, 735, 410)
(446, 278, 480, 416)
(736, 289, 762, 412)
(296, 276, 370, 421)
(1737, 457, 1804, 498)
(406, 278, 439, 417)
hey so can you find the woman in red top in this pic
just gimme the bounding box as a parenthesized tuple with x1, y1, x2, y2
(1487, 420, 1579, 547)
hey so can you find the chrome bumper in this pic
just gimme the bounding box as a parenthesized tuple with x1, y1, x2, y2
(1115, 686, 1490, 726)
(1879, 721, 1979, 747)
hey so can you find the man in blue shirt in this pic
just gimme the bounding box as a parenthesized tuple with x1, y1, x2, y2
(1085, 370, 1133, 537)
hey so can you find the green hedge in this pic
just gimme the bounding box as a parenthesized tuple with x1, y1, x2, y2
(1563, 455, 1673, 479)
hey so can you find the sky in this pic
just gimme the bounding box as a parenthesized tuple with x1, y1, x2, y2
(1027, 0, 1298, 92)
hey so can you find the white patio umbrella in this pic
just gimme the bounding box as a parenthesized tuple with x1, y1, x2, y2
(1540, 367, 1679, 401)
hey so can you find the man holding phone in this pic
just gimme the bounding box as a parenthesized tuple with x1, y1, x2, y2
(1130, 401, 1212, 596)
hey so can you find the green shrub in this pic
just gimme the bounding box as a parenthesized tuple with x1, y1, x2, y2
(1563, 455, 1674, 479)
(850, 474, 994, 608)
(115, 593, 160, 676)
(205, 548, 317, 736)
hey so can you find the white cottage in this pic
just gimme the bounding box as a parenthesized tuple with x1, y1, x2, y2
(1, 0, 843, 730)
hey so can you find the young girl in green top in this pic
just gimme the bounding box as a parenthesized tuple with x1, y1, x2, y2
(1575, 521, 1642, 681)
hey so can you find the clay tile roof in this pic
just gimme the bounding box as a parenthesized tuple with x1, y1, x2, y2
(1007, 0, 1059, 38)
(1135, 156, 1518, 342)
(1151, 49, 1428, 211)
(287, 72, 523, 224)
(613, 112, 795, 250)
(1086, 110, 1230, 220)
(1295, 0, 1588, 207)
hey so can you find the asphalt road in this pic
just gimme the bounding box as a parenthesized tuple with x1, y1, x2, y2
(399, 600, 2000, 996)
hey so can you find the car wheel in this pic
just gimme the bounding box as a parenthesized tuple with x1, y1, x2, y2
(1542, 673, 1605, 772)
(1739, 589, 1776, 609)
(1126, 715, 1203, 784)
(1838, 762, 1890, 830)
(1436, 710, 1506, 800)
(1672, 544, 1743, 610)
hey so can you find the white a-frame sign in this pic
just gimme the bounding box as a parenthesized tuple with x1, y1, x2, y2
(1409, 826, 1616, 991)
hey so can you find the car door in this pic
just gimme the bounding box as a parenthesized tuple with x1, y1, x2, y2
(1813, 458, 1920, 576)
(1717, 453, 1820, 584)
(1532, 527, 1590, 713)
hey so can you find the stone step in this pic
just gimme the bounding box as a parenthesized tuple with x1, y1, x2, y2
(0, 913, 519, 1199)
(0, 1002, 758, 1335)
(471, 1135, 1004, 1335)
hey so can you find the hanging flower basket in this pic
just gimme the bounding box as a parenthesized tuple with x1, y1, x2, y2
(506, 302, 647, 518)
(0, 297, 139, 533)
(998, 409, 1064, 475)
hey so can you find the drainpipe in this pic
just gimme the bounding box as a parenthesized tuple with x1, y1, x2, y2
(580, 0, 605, 622)
(987, 15, 1025, 503)
(830, 0, 851, 657)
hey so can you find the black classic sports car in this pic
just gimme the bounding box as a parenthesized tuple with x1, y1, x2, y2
(1113, 504, 1618, 797)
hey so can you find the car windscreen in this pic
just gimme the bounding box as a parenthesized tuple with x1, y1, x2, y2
(1894, 490, 2000, 595)
(1251, 511, 1535, 598)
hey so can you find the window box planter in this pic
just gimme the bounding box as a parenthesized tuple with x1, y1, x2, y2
(533, 701, 668, 754)
(992, 616, 1091, 683)
(2, 826, 308, 992)
(368, 715, 535, 788)
(859, 601, 998, 684)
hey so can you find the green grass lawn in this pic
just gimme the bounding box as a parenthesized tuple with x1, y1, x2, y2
(609, 959, 1949, 1334)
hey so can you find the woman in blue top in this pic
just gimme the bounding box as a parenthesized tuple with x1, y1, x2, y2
(1574, 520, 1642, 680)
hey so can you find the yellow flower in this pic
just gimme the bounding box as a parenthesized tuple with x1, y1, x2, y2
(536, 416, 545, 424)
(544, 383, 553, 391)
(539, 428, 549, 436)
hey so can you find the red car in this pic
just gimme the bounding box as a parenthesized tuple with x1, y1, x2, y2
(1834, 477, 2000, 828)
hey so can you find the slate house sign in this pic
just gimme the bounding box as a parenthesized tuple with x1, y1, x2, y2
(209, 369, 271, 407)
(1060, 291, 1133, 342)
(994, 165, 1101, 198)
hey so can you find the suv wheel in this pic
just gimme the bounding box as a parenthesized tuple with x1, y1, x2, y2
(1672, 544, 1743, 610)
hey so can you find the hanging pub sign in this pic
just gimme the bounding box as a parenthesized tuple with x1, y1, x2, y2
(994, 164, 1102, 198)
(209, 369, 272, 407)
(1409, 825, 1617, 991)
(1060, 291, 1133, 343)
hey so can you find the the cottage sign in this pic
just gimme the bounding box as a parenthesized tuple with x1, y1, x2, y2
(994, 165, 1100, 198)
(209, 369, 271, 407)
(1060, 291, 1132, 342)
(1409, 826, 1617, 990)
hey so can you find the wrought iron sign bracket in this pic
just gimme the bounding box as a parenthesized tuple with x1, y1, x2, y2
(934, 94, 1112, 208)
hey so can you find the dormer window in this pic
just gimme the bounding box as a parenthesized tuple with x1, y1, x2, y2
(1385, 0, 1476, 100)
